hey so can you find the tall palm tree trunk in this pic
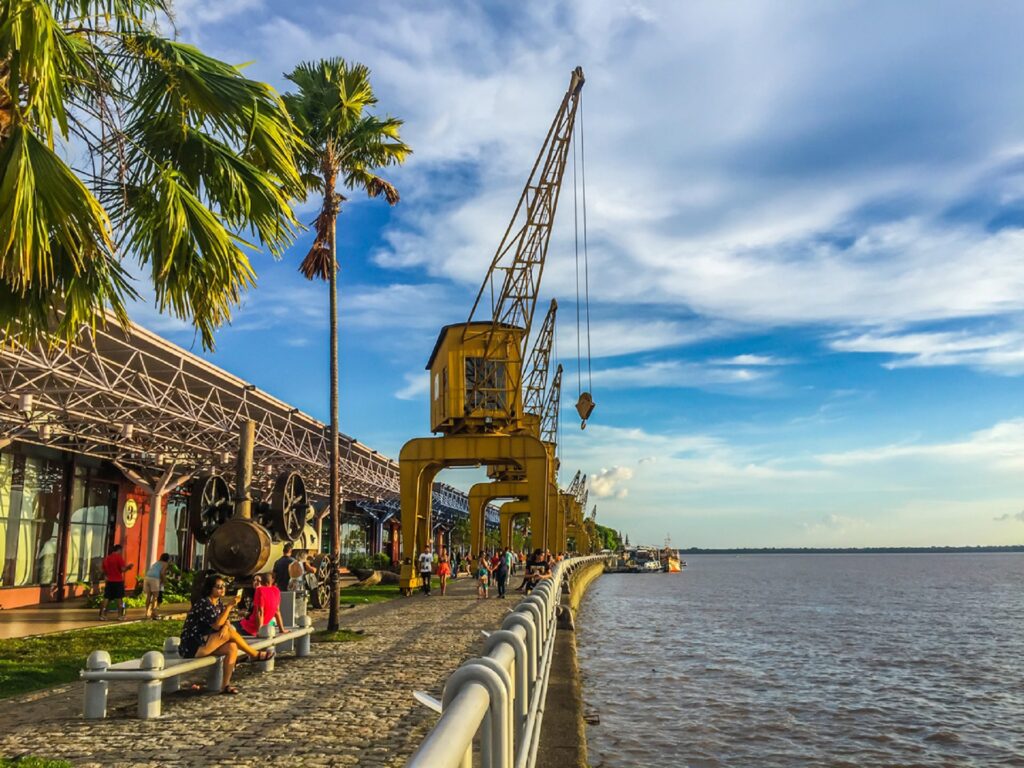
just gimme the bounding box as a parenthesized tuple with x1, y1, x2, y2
(327, 180, 342, 632)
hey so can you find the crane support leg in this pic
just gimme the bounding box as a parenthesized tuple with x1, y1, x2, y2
(398, 434, 550, 592)
(469, 481, 529, 555)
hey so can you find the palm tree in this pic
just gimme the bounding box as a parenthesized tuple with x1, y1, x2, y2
(283, 59, 410, 631)
(0, 0, 305, 348)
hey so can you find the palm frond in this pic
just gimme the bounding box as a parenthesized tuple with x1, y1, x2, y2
(120, 167, 257, 349)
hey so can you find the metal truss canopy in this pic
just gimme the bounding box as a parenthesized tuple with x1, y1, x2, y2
(0, 316, 399, 501)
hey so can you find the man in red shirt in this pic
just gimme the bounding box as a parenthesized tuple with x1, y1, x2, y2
(100, 544, 133, 620)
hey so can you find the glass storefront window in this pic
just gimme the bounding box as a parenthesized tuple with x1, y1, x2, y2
(67, 471, 118, 587)
(0, 454, 13, 586)
(162, 494, 185, 564)
(0, 454, 66, 587)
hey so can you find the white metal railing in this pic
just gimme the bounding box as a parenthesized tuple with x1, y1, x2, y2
(407, 555, 604, 768)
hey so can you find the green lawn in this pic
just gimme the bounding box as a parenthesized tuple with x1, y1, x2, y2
(0, 759, 71, 767)
(0, 620, 184, 699)
(312, 629, 366, 643)
(338, 581, 407, 604)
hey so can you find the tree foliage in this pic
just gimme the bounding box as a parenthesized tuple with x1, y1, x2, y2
(281, 58, 410, 281)
(0, 0, 305, 348)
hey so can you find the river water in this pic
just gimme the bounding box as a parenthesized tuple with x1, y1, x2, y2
(576, 554, 1024, 767)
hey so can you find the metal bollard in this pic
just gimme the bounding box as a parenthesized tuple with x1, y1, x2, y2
(279, 590, 297, 627)
(162, 637, 181, 695)
(138, 651, 164, 719)
(295, 615, 313, 657)
(442, 661, 510, 768)
(83, 650, 111, 719)
(257, 624, 276, 672)
(206, 656, 224, 691)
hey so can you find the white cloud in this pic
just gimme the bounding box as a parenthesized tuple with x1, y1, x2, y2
(395, 372, 430, 401)
(590, 360, 770, 390)
(589, 466, 634, 499)
(993, 510, 1024, 523)
(553, 317, 735, 359)
(817, 419, 1024, 472)
(343, 283, 457, 330)
(711, 354, 796, 366)
(802, 513, 866, 533)
(831, 328, 1024, 375)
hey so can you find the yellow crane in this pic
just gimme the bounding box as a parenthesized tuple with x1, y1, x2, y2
(494, 363, 565, 552)
(565, 470, 592, 553)
(398, 68, 586, 593)
(467, 300, 560, 554)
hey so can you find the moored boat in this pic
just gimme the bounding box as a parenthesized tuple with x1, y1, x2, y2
(661, 535, 683, 572)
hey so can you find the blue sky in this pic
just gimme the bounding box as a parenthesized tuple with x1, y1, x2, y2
(129, 1, 1024, 547)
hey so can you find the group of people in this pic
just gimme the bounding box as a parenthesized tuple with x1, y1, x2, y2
(98, 545, 171, 621)
(415, 546, 561, 599)
(178, 542, 314, 695)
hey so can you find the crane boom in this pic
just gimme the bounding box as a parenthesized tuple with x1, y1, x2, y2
(463, 67, 585, 393)
(541, 364, 563, 445)
(522, 300, 558, 418)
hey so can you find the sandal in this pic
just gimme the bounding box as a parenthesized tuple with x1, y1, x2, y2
(221, 685, 240, 695)
(254, 649, 275, 662)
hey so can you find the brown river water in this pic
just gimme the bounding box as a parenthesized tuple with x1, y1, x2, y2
(576, 553, 1024, 767)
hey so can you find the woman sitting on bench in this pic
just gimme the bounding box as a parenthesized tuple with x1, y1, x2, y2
(179, 574, 274, 694)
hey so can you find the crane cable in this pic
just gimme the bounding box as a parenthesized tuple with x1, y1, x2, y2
(572, 96, 593, 398)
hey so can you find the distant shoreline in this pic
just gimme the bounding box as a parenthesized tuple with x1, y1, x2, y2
(679, 545, 1024, 555)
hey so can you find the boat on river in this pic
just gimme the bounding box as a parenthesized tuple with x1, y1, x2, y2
(661, 536, 684, 573)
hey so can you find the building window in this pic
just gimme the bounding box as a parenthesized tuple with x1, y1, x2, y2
(0, 453, 67, 588)
(161, 493, 183, 565)
(66, 470, 118, 587)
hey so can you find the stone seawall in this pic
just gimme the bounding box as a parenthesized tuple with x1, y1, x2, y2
(537, 560, 605, 768)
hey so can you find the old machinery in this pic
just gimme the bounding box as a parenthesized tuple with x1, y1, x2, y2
(188, 474, 233, 544)
(270, 470, 308, 540)
(189, 423, 322, 579)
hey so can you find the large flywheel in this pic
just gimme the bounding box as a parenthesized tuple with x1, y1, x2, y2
(308, 554, 332, 608)
(188, 474, 232, 544)
(269, 471, 307, 541)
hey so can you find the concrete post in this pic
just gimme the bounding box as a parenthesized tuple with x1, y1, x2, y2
(279, 591, 296, 653)
(257, 623, 276, 672)
(146, 490, 164, 574)
(161, 637, 181, 695)
(137, 651, 164, 719)
(296, 615, 313, 657)
(83, 651, 110, 719)
(205, 657, 224, 691)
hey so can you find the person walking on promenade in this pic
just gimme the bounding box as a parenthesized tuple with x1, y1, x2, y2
(179, 574, 274, 694)
(272, 543, 296, 591)
(99, 544, 133, 620)
(476, 553, 491, 599)
(437, 547, 452, 595)
(494, 547, 512, 599)
(418, 545, 434, 595)
(452, 550, 461, 580)
(143, 552, 170, 620)
(288, 550, 314, 593)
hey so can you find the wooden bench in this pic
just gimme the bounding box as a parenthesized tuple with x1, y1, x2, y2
(80, 615, 314, 719)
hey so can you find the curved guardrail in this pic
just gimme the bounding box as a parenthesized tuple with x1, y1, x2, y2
(407, 555, 605, 768)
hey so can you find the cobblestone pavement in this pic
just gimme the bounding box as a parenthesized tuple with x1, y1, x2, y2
(0, 577, 515, 767)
